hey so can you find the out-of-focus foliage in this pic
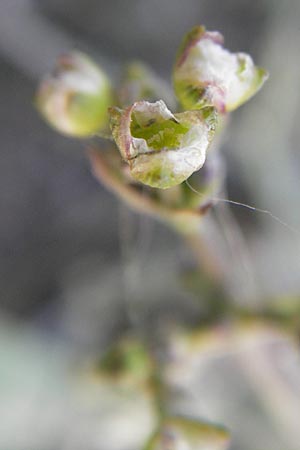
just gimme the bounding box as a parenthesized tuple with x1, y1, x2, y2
(144, 416, 230, 450)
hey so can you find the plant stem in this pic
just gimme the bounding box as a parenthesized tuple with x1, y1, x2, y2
(181, 226, 224, 284)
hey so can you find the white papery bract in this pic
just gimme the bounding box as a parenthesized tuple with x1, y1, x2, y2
(174, 26, 268, 113)
(109, 100, 217, 189)
(36, 52, 114, 137)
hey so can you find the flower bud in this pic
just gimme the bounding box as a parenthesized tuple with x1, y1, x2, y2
(35, 52, 114, 137)
(173, 25, 268, 113)
(118, 61, 176, 109)
(109, 100, 217, 189)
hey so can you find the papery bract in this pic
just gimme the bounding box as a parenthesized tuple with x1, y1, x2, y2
(109, 100, 217, 189)
(36, 51, 114, 137)
(173, 25, 268, 113)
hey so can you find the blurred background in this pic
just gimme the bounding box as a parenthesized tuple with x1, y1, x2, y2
(1, 1, 300, 449)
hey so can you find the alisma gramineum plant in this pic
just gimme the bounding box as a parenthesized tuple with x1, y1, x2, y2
(36, 25, 269, 450)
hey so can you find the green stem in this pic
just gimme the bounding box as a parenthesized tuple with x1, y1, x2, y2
(181, 226, 224, 284)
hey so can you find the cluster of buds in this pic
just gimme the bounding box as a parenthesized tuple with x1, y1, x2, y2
(36, 25, 267, 224)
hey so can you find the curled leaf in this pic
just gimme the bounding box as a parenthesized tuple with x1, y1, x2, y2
(173, 25, 268, 113)
(109, 100, 217, 189)
(35, 51, 114, 137)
